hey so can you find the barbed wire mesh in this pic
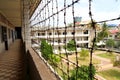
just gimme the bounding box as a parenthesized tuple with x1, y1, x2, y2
(30, 0, 120, 80)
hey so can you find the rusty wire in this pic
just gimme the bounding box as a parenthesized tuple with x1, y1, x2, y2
(30, 0, 120, 80)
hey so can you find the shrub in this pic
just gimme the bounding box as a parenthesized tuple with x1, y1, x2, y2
(70, 65, 96, 80)
(113, 61, 120, 67)
(50, 54, 61, 67)
(79, 49, 89, 60)
(40, 39, 60, 67)
(40, 39, 53, 60)
(66, 40, 76, 51)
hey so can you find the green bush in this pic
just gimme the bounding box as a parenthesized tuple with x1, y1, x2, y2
(113, 60, 120, 67)
(40, 39, 60, 67)
(66, 40, 76, 51)
(50, 54, 61, 66)
(70, 65, 96, 80)
(40, 39, 53, 60)
(79, 49, 89, 60)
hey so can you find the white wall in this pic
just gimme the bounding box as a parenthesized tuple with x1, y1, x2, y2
(0, 42, 5, 54)
(0, 26, 14, 54)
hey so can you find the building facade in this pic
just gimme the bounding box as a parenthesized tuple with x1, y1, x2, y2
(0, 13, 16, 53)
(31, 21, 94, 53)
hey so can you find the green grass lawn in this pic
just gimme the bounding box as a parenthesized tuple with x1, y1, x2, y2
(60, 53, 100, 66)
(98, 69, 120, 80)
(69, 56, 100, 66)
(97, 53, 115, 60)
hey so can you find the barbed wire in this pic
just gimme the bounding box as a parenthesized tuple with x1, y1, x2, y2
(30, 0, 80, 27)
(30, 0, 120, 80)
(89, 0, 96, 79)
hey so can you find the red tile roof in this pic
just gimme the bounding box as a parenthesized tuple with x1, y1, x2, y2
(109, 29, 119, 34)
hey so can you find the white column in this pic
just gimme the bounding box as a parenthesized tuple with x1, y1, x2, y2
(23, 0, 31, 51)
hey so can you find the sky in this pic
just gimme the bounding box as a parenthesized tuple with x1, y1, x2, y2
(31, 0, 120, 27)
(68, 0, 120, 25)
(93, 0, 120, 23)
(77, 0, 120, 24)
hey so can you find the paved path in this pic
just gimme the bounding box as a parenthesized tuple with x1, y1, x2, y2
(93, 51, 113, 80)
(0, 39, 26, 80)
(93, 51, 113, 71)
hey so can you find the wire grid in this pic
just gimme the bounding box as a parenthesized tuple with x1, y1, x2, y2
(30, 0, 120, 80)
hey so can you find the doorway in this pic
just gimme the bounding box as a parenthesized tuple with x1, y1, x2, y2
(15, 27, 22, 39)
(2, 26, 8, 50)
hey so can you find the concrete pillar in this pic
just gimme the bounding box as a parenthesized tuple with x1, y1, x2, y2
(22, 0, 31, 51)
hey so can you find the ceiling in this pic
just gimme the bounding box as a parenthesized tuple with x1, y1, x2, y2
(0, 0, 21, 27)
(0, 0, 41, 27)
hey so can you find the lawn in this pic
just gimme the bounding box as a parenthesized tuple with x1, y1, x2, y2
(60, 53, 100, 66)
(98, 69, 120, 80)
(56, 54, 100, 78)
(68, 56, 100, 66)
(97, 53, 115, 60)
(56, 53, 100, 79)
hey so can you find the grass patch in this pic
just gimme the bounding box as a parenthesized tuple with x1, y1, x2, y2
(98, 69, 120, 80)
(55, 54, 100, 79)
(69, 56, 100, 66)
(58, 53, 100, 66)
(97, 53, 115, 60)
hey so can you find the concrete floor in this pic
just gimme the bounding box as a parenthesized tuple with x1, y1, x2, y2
(0, 39, 27, 80)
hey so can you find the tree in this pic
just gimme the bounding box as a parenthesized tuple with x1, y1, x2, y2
(79, 49, 89, 60)
(115, 41, 120, 49)
(67, 23, 73, 27)
(66, 39, 76, 51)
(40, 39, 54, 60)
(116, 32, 120, 39)
(106, 39, 115, 49)
(50, 54, 61, 67)
(40, 39, 60, 67)
(106, 39, 115, 54)
(97, 22, 109, 42)
(70, 65, 96, 80)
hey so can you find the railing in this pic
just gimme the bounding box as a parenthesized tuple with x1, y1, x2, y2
(30, 0, 120, 80)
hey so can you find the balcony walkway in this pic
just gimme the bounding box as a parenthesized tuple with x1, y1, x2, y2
(0, 39, 27, 80)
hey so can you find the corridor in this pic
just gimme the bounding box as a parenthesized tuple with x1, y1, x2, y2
(0, 39, 27, 80)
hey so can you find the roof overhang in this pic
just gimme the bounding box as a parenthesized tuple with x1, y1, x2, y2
(0, 0, 21, 27)
(0, 0, 41, 27)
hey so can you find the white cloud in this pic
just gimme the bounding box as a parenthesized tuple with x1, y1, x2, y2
(31, 0, 120, 27)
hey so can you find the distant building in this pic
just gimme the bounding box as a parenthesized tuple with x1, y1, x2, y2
(108, 29, 119, 39)
(74, 17, 82, 23)
(31, 20, 95, 54)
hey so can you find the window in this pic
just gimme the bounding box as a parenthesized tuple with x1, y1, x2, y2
(84, 37, 88, 40)
(115, 35, 117, 38)
(84, 30, 88, 34)
(109, 35, 112, 37)
(49, 32, 52, 35)
(64, 39, 66, 43)
(77, 45, 80, 48)
(77, 38, 79, 41)
(80, 24, 84, 27)
(58, 39, 61, 43)
(84, 43, 88, 48)
(71, 32, 75, 35)
(42, 33, 45, 35)
(8, 29, 11, 39)
(63, 32, 67, 35)
(1, 26, 7, 42)
(38, 33, 40, 36)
